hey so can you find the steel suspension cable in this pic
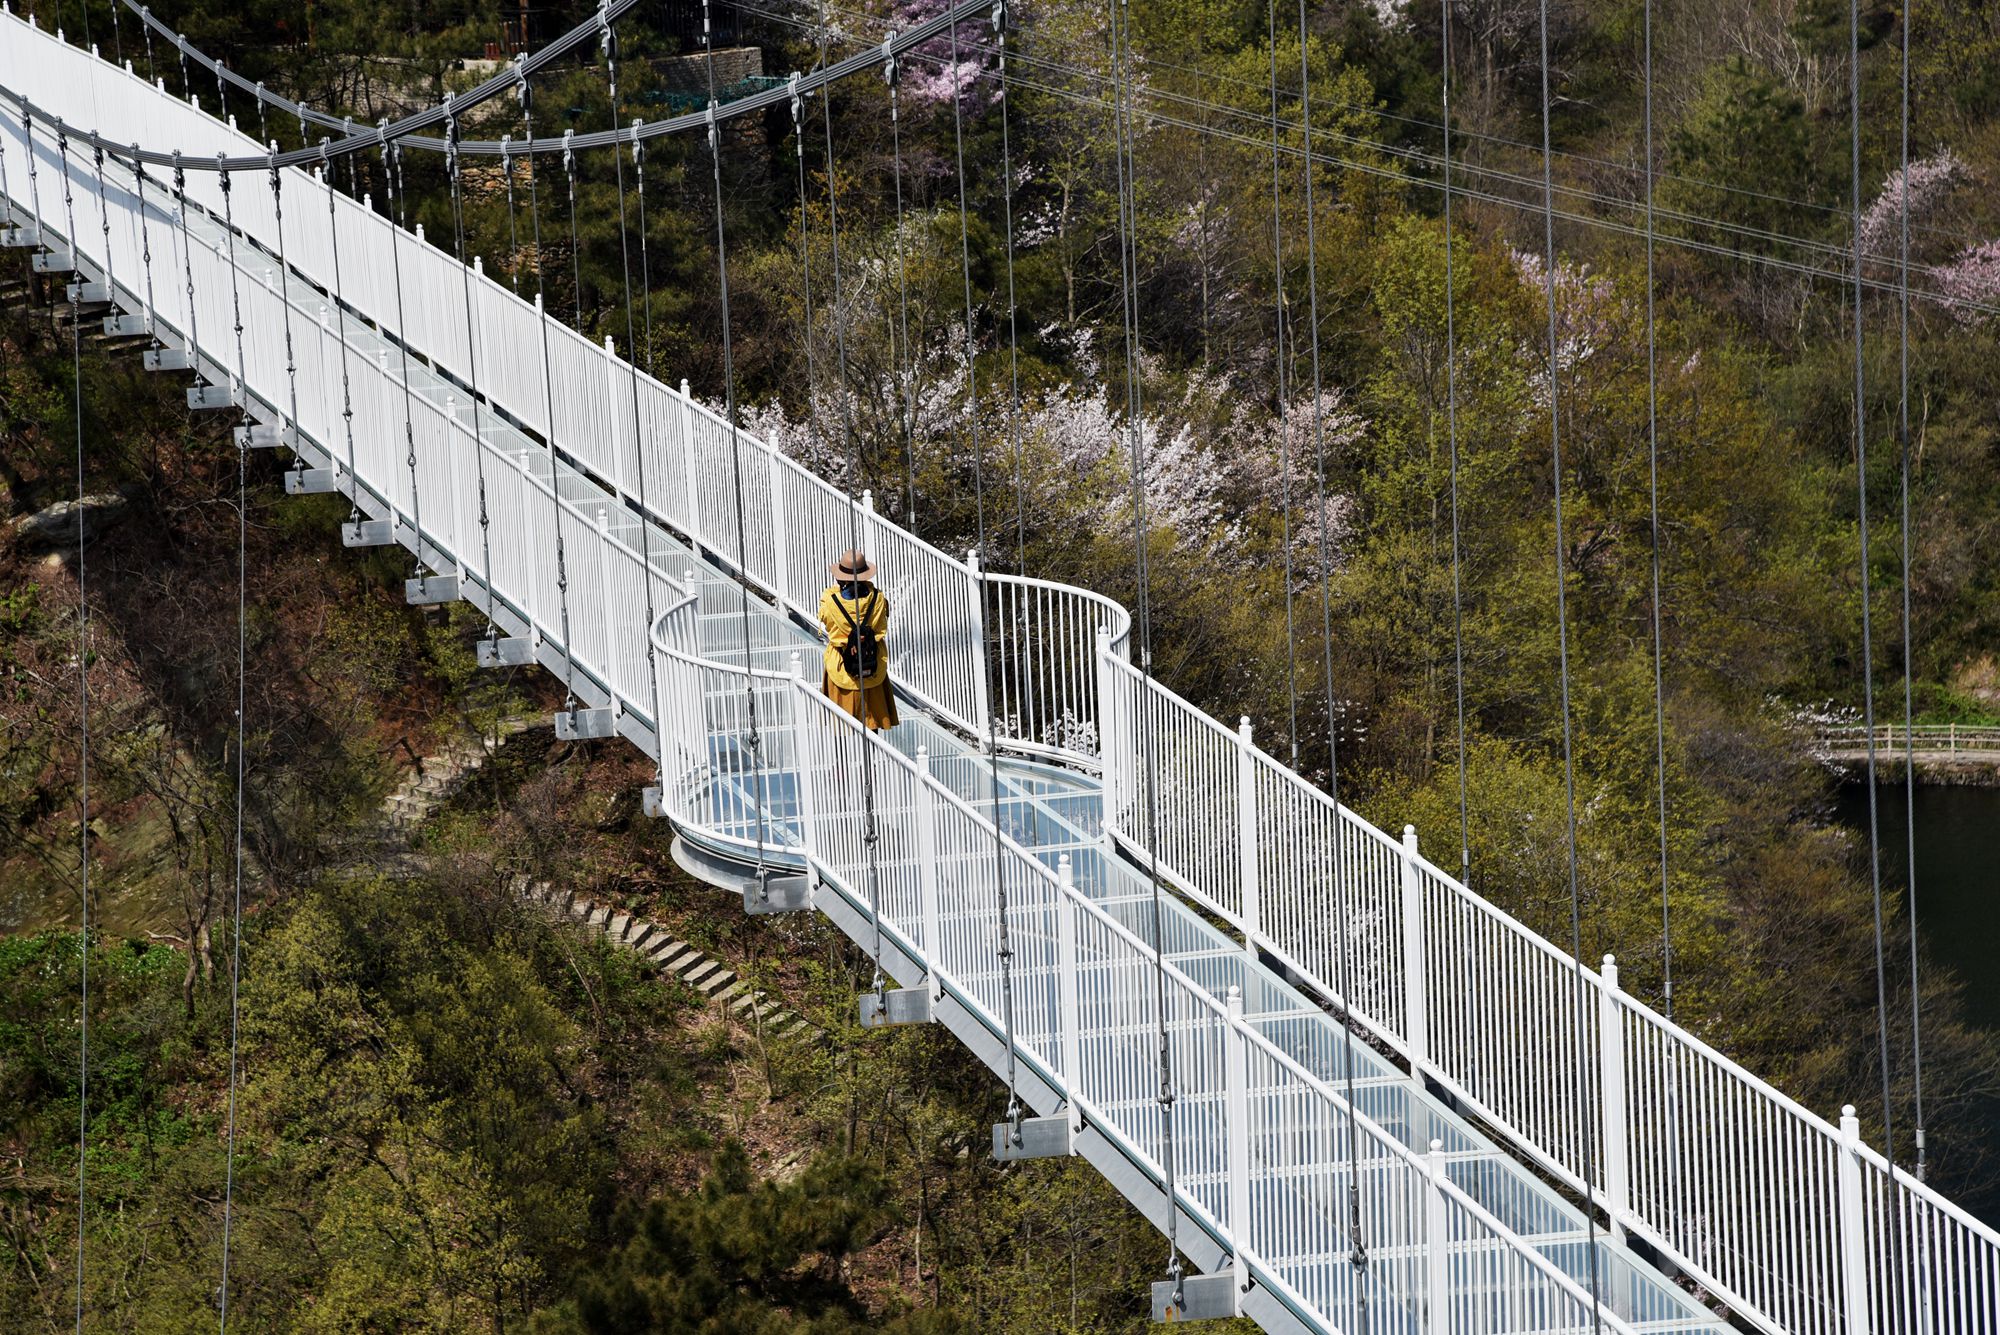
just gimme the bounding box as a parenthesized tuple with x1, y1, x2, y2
(502, 137, 521, 295)
(141, 12, 153, 85)
(131, 154, 159, 349)
(1895, 0, 1928, 1189)
(520, 81, 581, 712)
(787, 75, 821, 459)
(267, 150, 303, 475)
(810, 0, 884, 967)
(1291, 0, 1368, 1283)
(600, 21, 668, 818)
(317, 141, 361, 525)
(172, 157, 202, 392)
(54, 126, 90, 1335)
(705, 0, 772, 886)
(379, 136, 428, 579)
(882, 54, 917, 527)
(1105, 0, 1184, 1300)
(1640, 0, 1672, 1018)
(631, 120, 655, 377)
(993, 3, 1025, 574)
(1848, 0, 1901, 1188)
(215, 157, 252, 1331)
(1440, 0, 1469, 887)
(1532, 0, 1603, 1325)
(1267, 0, 1300, 766)
(443, 96, 500, 642)
(944, 0, 1027, 1140)
(563, 132, 582, 320)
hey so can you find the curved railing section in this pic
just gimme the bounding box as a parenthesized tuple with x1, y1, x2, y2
(6, 16, 1996, 1334)
(649, 602, 1639, 1335)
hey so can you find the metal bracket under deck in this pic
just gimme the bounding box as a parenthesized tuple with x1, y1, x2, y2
(1150, 1273, 1241, 1323)
(143, 347, 192, 371)
(283, 467, 337, 495)
(858, 986, 934, 1029)
(0, 225, 40, 247)
(235, 422, 295, 448)
(187, 382, 237, 410)
(341, 518, 396, 547)
(65, 280, 108, 303)
(555, 706, 617, 741)
(991, 1113, 1074, 1162)
(405, 573, 460, 606)
(476, 636, 535, 668)
(31, 250, 73, 273)
(742, 874, 812, 915)
(102, 312, 147, 337)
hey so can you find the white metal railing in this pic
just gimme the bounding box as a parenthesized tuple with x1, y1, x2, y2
(1817, 722, 2000, 755)
(1097, 643, 2000, 1335)
(651, 591, 1642, 1334)
(7, 16, 1997, 1333)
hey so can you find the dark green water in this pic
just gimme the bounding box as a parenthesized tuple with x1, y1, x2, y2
(1835, 781, 2000, 1032)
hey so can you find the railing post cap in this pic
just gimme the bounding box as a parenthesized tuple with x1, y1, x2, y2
(680, 377, 691, 395)
(1238, 714, 1252, 734)
(1225, 984, 1242, 1015)
(1601, 954, 1620, 988)
(1841, 1104, 1860, 1129)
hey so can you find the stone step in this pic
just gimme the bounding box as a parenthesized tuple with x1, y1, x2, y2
(606, 913, 632, 939)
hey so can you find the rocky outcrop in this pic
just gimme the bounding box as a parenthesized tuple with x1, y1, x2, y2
(12, 493, 128, 550)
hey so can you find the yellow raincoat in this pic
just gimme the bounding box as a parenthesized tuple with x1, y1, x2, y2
(819, 583, 899, 730)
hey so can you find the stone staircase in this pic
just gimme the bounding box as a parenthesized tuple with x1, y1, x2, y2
(377, 716, 540, 835)
(521, 879, 818, 1042)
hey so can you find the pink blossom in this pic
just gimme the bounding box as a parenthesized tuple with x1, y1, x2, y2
(1858, 149, 1965, 262)
(1936, 239, 2000, 325)
(890, 0, 999, 112)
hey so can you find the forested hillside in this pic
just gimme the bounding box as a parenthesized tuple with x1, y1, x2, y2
(4, 0, 1999, 1327)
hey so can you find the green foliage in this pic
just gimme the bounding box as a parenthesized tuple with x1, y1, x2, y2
(551, 1140, 953, 1334)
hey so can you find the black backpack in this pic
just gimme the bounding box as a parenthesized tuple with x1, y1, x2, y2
(833, 589, 881, 680)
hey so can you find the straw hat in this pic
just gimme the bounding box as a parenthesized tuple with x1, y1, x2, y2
(829, 549, 878, 581)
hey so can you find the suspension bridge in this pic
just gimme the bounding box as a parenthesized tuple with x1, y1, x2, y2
(2, 1, 1995, 1331)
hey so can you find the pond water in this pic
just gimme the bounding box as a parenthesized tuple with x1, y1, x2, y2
(1835, 780, 2000, 1032)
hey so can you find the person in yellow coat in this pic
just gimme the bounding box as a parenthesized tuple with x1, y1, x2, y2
(819, 549, 900, 731)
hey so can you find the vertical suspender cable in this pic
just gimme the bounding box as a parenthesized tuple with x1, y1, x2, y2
(173, 157, 201, 392)
(268, 149, 302, 475)
(1440, 0, 1469, 885)
(1106, 0, 1184, 1299)
(883, 50, 919, 529)
(994, 4, 1025, 573)
(519, 77, 582, 711)
(633, 119, 655, 377)
(946, 0, 1026, 1137)
(502, 136, 521, 295)
(444, 96, 500, 641)
(55, 127, 90, 1335)
(564, 132, 583, 324)
(1533, 3, 1603, 1326)
(1266, 0, 1299, 766)
(600, 16, 669, 825)
(132, 155, 159, 350)
(215, 156, 251, 1332)
(1292, 0, 1368, 1283)
(1849, 0, 1903, 1190)
(1895, 0, 1928, 1189)
(790, 75, 820, 459)
(142, 14, 154, 85)
(810, 0, 883, 962)
(379, 132, 428, 574)
(704, 0, 772, 886)
(318, 142, 361, 520)
(1640, 0, 1673, 1019)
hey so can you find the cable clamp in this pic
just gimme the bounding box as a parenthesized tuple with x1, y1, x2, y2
(788, 72, 803, 125)
(881, 36, 898, 86)
(631, 115, 644, 160)
(705, 101, 718, 153)
(991, 0, 1007, 34)
(562, 127, 575, 175)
